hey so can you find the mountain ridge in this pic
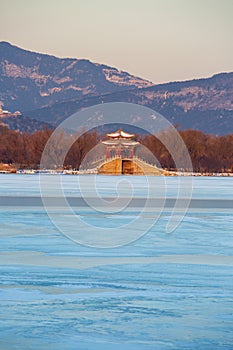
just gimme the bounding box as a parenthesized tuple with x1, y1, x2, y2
(0, 41, 153, 112)
(24, 71, 233, 135)
(0, 42, 232, 135)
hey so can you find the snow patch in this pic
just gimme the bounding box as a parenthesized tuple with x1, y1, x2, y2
(103, 68, 153, 88)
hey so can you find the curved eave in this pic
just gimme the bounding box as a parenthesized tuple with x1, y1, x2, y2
(106, 130, 135, 138)
(102, 140, 120, 146)
(120, 131, 135, 138)
(121, 141, 139, 146)
(102, 140, 139, 146)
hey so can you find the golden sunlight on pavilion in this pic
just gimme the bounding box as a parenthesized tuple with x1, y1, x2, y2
(97, 129, 166, 175)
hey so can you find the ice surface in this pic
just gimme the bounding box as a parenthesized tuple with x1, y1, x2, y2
(0, 175, 233, 349)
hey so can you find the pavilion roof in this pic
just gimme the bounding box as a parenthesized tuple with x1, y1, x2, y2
(102, 139, 139, 146)
(106, 129, 135, 139)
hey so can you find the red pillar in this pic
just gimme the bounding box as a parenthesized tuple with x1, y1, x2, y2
(117, 147, 121, 158)
(130, 148, 134, 158)
(106, 147, 110, 159)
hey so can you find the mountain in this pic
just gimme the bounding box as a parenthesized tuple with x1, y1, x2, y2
(26, 72, 233, 135)
(0, 42, 232, 135)
(0, 113, 51, 133)
(0, 41, 153, 112)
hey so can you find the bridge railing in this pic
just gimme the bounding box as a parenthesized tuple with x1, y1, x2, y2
(80, 155, 161, 173)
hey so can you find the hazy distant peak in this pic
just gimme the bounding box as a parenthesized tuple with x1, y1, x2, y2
(0, 41, 232, 135)
(0, 41, 154, 111)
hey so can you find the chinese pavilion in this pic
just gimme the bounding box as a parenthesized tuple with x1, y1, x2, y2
(101, 128, 139, 159)
(97, 128, 165, 175)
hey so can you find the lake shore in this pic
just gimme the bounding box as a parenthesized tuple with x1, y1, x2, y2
(0, 162, 232, 177)
(2, 169, 233, 176)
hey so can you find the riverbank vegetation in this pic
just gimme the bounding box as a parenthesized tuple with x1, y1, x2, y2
(0, 125, 232, 173)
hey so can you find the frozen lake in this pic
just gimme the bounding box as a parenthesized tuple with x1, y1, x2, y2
(0, 174, 233, 349)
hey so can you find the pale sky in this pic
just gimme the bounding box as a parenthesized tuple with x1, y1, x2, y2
(1, 0, 232, 83)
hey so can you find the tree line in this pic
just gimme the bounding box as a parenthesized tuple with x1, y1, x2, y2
(138, 129, 233, 173)
(0, 125, 232, 173)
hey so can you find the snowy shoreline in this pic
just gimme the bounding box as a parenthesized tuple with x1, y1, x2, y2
(0, 169, 232, 176)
